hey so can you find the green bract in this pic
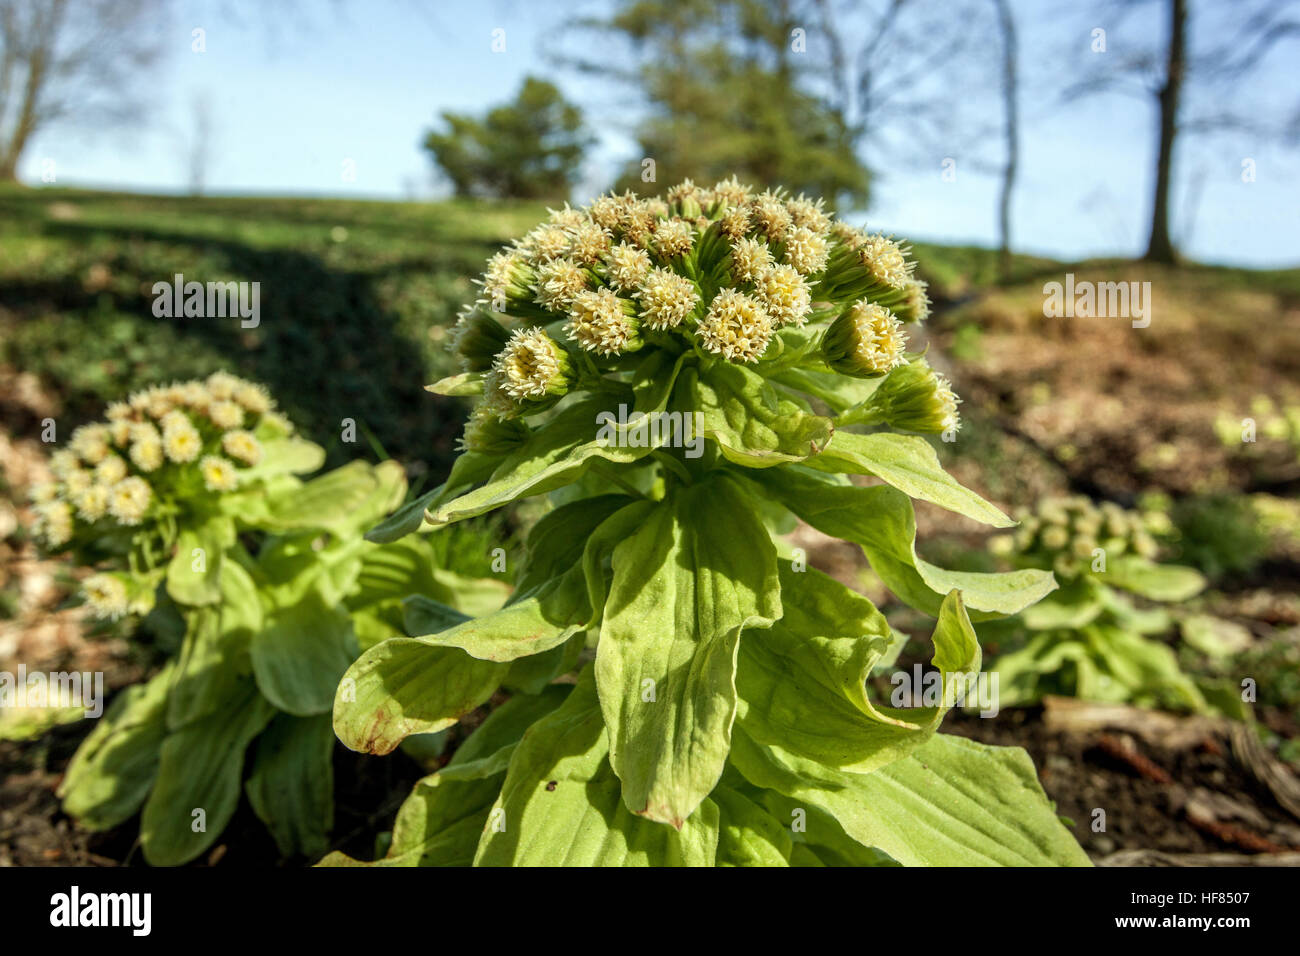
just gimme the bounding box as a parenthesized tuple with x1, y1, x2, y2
(985, 494, 1218, 712)
(328, 179, 1087, 867)
(44, 375, 508, 865)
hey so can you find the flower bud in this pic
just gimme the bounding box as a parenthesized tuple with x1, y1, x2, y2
(460, 405, 531, 454)
(450, 307, 512, 372)
(857, 361, 960, 433)
(821, 302, 907, 378)
(494, 328, 575, 399)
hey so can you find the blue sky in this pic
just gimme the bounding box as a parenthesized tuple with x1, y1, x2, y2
(20, 0, 1300, 267)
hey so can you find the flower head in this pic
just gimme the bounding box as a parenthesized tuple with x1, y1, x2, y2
(494, 328, 575, 397)
(522, 224, 572, 263)
(865, 361, 961, 434)
(72, 484, 110, 522)
(70, 425, 110, 465)
(730, 237, 773, 284)
(233, 382, 272, 415)
(653, 218, 695, 259)
(858, 234, 913, 290)
(107, 477, 151, 525)
(207, 371, 241, 400)
(822, 301, 907, 377)
(568, 220, 612, 265)
(95, 455, 128, 486)
(751, 192, 793, 243)
(459, 406, 531, 454)
(34, 500, 74, 547)
(222, 429, 263, 466)
(534, 257, 589, 311)
(163, 419, 201, 463)
(636, 267, 699, 331)
(697, 290, 773, 363)
(83, 573, 129, 620)
(200, 455, 240, 492)
(605, 242, 653, 293)
(449, 306, 511, 371)
(209, 400, 244, 430)
(783, 225, 830, 275)
(712, 176, 752, 208)
(481, 249, 535, 307)
(566, 289, 640, 355)
(755, 264, 812, 328)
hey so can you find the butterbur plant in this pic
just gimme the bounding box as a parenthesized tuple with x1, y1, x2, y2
(985, 495, 1212, 711)
(39, 374, 508, 865)
(329, 179, 1089, 867)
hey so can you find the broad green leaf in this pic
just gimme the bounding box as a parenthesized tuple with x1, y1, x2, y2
(245, 712, 335, 859)
(426, 371, 485, 396)
(1087, 627, 1207, 710)
(738, 572, 979, 773)
(59, 663, 175, 830)
(263, 460, 394, 533)
(404, 499, 652, 665)
(731, 728, 1091, 867)
(1180, 614, 1253, 658)
(403, 570, 589, 663)
(1021, 577, 1105, 630)
(333, 638, 505, 755)
(771, 367, 884, 413)
(749, 468, 1056, 619)
(987, 633, 1087, 708)
(475, 672, 720, 866)
(366, 452, 504, 544)
(166, 560, 260, 729)
(679, 362, 832, 467)
(241, 435, 325, 479)
(452, 685, 574, 767)
(349, 538, 509, 617)
(402, 594, 472, 636)
(428, 388, 674, 526)
(517, 494, 634, 591)
(713, 785, 792, 866)
(596, 476, 781, 827)
(1103, 556, 1205, 602)
(807, 431, 1012, 527)
(320, 688, 572, 867)
(503, 633, 585, 694)
(762, 794, 901, 867)
(164, 515, 235, 606)
(140, 681, 276, 866)
(251, 588, 357, 717)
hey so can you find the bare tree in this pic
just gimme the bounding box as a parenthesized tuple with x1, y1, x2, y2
(0, 0, 168, 182)
(1066, 0, 1300, 264)
(187, 91, 212, 196)
(992, 0, 1018, 280)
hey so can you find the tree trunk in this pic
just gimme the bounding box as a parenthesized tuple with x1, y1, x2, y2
(1144, 0, 1186, 264)
(993, 0, 1018, 282)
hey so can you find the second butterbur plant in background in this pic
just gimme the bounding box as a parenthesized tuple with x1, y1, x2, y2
(984, 495, 1222, 713)
(38, 374, 509, 865)
(328, 178, 1089, 866)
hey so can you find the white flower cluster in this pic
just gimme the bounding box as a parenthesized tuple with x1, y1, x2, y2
(451, 177, 933, 434)
(32, 372, 292, 548)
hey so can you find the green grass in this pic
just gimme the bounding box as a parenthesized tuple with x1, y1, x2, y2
(0, 185, 549, 472)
